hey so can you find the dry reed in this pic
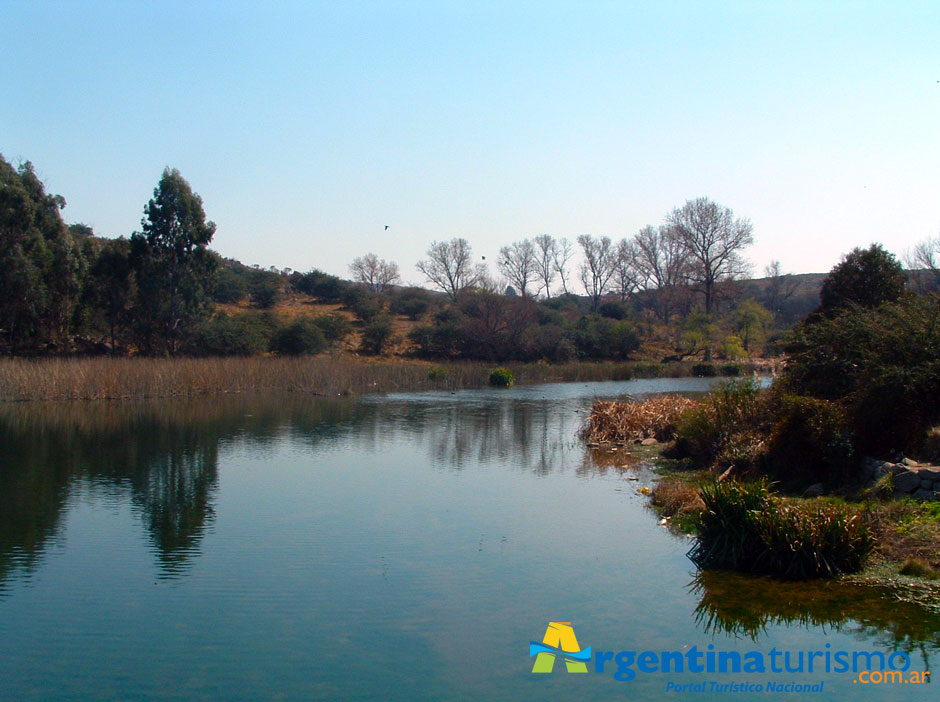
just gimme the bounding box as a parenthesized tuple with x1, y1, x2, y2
(0, 357, 688, 402)
(581, 395, 699, 446)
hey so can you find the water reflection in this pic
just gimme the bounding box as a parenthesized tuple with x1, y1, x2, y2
(692, 570, 940, 670)
(0, 396, 358, 586)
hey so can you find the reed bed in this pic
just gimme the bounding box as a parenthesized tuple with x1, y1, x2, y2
(581, 395, 699, 445)
(0, 357, 705, 402)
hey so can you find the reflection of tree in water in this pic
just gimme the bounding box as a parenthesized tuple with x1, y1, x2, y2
(401, 399, 584, 474)
(691, 570, 940, 671)
(0, 396, 358, 587)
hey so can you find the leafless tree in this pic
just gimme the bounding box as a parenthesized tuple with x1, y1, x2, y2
(350, 253, 401, 293)
(497, 239, 538, 297)
(533, 234, 558, 298)
(612, 238, 639, 302)
(668, 197, 754, 317)
(907, 233, 940, 288)
(667, 197, 753, 360)
(632, 225, 688, 321)
(763, 260, 798, 317)
(577, 235, 617, 311)
(552, 237, 575, 295)
(416, 238, 486, 301)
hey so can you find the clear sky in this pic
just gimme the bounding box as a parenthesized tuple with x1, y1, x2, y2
(3, 1, 938, 284)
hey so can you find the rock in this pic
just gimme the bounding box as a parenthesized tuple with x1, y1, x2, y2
(874, 462, 893, 480)
(803, 483, 825, 497)
(922, 479, 934, 490)
(893, 471, 922, 493)
(640, 437, 659, 446)
(913, 489, 935, 501)
(914, 467, 940, 481)
(902, 457, 921, 467)
(888, 463, 908, 476)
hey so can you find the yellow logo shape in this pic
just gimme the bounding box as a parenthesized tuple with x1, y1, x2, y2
(531, 622, 589, 673)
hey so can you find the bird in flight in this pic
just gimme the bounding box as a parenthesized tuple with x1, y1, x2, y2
(384, 225, 389, 230)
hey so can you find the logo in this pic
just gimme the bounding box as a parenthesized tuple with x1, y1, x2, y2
(530, 622, 592, 673)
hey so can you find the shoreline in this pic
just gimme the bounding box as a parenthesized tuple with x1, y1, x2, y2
(0, 356, 777, 403)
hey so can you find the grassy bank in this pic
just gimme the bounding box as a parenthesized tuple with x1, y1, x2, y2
(0, 356, 772, 402)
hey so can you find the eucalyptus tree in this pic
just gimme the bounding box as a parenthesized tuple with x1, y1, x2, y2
(130, 168, 217, 355)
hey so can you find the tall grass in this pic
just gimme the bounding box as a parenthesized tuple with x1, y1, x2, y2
(689, 480, 874, 579)
(0, 357, 736, 402)
(581, 395, 699, 445)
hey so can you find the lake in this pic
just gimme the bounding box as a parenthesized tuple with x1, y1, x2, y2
(0, 379, 936, 700)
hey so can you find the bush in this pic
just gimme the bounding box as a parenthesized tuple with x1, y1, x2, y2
(295, 269, 349, 303)
(360, 317, 396, 355)
(390, 287, 433, 320)
(689, 480, 873, 579)
(763, 395, 856, 486)
(598, 301, 628, 320)
(489, 367, 514, 387)
(249, 274, 281, 309)
(271, 318, 327, 356)
(427, 366, 448, 382)
(212, 267, 248, 303)
(692, 363, 717, 377)
(784, 294, 940, 454)
(720, 364, 741, 377)
(188, 312, 269, 356)
(672, 380, 765, 469)
(313, 313, 352, 345)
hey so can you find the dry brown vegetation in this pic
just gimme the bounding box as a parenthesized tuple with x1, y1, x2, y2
(581, 395, 699, 446)
(0, 357, 697, 402)
(650, 478, 705, 520)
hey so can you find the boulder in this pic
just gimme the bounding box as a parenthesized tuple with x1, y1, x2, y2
(893, 471, 922, 493)
(803, 483, 825, 498)
(912, 489, 935, 501)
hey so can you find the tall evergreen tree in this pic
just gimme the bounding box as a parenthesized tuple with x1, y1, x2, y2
(130, 168, 216, 355)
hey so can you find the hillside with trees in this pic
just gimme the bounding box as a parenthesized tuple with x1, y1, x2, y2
(3, 153, 938, 364)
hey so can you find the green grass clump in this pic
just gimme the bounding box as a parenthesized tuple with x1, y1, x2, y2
(689, 480, 874, 579)
(488, 367, 514, 387)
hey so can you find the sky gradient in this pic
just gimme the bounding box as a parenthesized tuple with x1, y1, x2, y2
(3, 1, 939, 285)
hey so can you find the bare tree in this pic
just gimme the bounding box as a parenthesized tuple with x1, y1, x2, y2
(907, 233, 940, 287)
(497, 239, 538, 297)
(763, 260, 797, 318)
(612, 238, 639, 302)
(668, 197, 754, 317)
(667, 197, 753, 360)
(532, 234, 558, 298)
(632, 225, 688, 321)
(416, 238, 486, 301)
(552, 237, 575, 295)
(577, 235, 617, 311)
(350, 253, 401, 293)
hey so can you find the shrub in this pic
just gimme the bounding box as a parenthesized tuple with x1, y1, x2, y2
(313, 313, 352, 345)
(360, 317, 396, 355)
(211, 267, 248, 303)
(672, 380, 765, 469)
(689, 480, 873, 579)
(720, 364, 741, 377)
(427, 366, 447, 382)
(763, 395, 856, 485)
(390, 287, 433, 320)
(692, 363, 717, 377)
(271, 318, 327, 356)
(249, 274, 281, 309)
(188, 312, 269, 356)
(598, 301, 628, 320)
(489, 367, 514, 387)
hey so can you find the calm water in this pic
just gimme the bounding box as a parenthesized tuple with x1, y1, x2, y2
(0, 379, 936, 700)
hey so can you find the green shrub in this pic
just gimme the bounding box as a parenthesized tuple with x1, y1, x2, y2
(427, 366, 448, 382)
(271, 318, 326, 356)
(690, 480, 873, 579)
(360, 317, 396, 355)
(763, 395, 856, 485)
(212, 267, 248, 303)
(313, 313, 352, 345)
(489, 367, 514, 387)
(672, 380, 765, 468)
(631, 363, 664, 378)
(249, 273, 281, 309)
(692, 363, 717, 377)
(189, 312, 269, 356)
(720, 364, 741, 377)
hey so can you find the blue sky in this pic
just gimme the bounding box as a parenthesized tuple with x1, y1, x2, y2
(2, 1, 939, 284)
